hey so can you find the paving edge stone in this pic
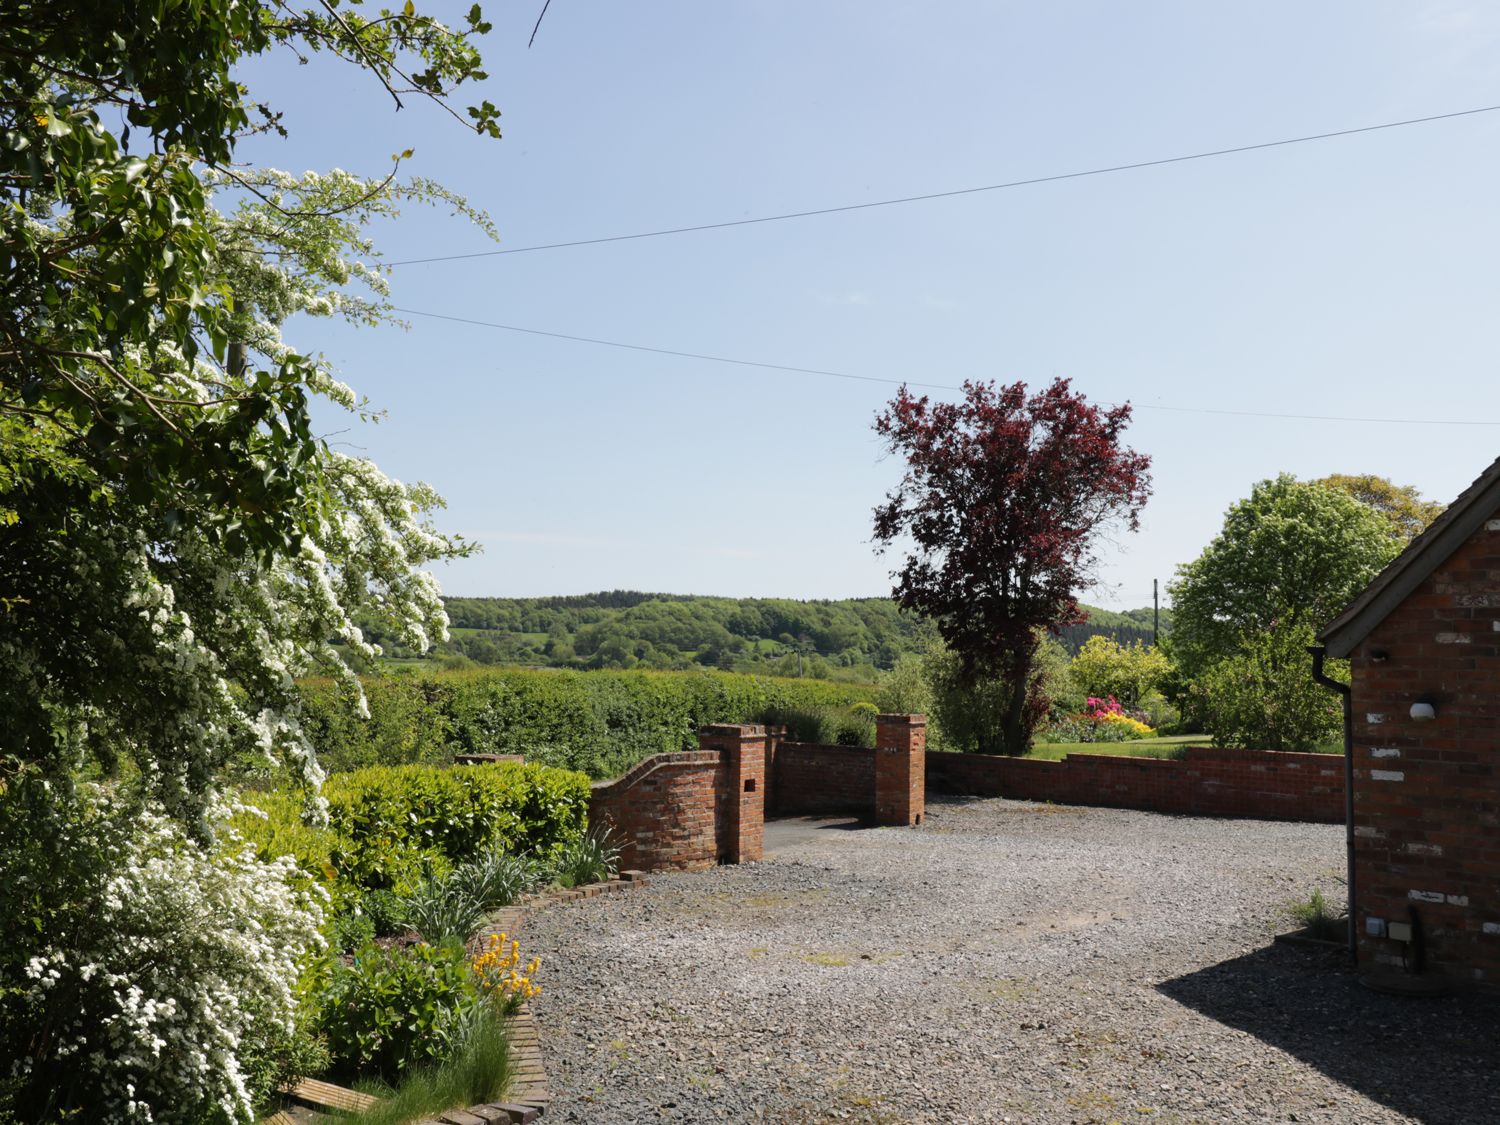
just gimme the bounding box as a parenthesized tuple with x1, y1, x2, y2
(469, 874, 646, 1119)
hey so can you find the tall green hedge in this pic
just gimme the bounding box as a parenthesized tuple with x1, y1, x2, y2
(234, 762, 591, 894)
(298, 667, 879, 778)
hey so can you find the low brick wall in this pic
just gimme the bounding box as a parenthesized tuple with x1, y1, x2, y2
(926, 746, 1344, 823)
(772, 743, 877, 817)
(588, 750, 724, 872)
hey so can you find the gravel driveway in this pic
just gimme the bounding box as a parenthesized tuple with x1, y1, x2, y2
(522, 796, 1500, 1123)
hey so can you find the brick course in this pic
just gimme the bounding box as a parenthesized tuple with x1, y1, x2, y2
(1348, 524, 1500, 986)
(925, 745, 1344, 823)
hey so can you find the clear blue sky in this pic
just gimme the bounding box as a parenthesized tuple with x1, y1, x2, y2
(236, 1, 1500, 609)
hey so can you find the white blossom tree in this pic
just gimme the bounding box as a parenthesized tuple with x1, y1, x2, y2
(0, 4, 502, 1117)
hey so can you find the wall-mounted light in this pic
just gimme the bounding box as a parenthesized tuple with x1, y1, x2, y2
(1371, 649, 1390, 663)
(1410, 699, 1437, 723)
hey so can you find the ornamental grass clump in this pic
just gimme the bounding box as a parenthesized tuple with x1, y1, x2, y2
(550, 826, 621, 888)
(401, 872, 490, 946)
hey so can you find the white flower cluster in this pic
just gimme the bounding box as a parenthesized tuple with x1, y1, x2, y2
(17, 793, 325, 1123)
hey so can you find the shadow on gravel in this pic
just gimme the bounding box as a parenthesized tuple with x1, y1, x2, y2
(1158, 944, 1500, 1125)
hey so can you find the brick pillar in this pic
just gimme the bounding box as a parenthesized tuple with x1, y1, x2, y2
(764, 724, 786, 817)
(875, 713, 926, 827)
(698, 723, 766, 863)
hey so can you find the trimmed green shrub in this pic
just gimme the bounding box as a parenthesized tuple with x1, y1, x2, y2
(322, 763, 590, 890)
(235, 762, 589, 911)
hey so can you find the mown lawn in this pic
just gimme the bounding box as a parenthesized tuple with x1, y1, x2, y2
(1024, 734, 1203, 761)
(1024, 734, 1342, 761)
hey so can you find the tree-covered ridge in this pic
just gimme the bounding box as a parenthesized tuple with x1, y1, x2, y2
(419, 592, 1169, 676)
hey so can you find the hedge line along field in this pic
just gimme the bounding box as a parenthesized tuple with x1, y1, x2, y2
(298, 667, 881, 779)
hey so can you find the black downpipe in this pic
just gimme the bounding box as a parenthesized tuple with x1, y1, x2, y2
(1309, 645, 1357, 965)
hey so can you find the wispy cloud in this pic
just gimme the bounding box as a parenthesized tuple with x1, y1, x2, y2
(815, 291, 872, 306)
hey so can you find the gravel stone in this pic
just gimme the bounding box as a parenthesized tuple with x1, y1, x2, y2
(522, 795, 1500, 1123)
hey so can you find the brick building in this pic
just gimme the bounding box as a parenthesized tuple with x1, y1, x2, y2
(1318, 456, 1500, 988)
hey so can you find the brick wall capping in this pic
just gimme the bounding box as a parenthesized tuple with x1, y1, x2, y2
(699, 723, 766, 737)
(875, 713, 927, 726)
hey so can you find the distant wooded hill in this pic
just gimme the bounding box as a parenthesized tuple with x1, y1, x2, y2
(367, 593, 1168, 680)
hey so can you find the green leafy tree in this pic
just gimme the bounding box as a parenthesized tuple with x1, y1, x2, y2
(922, 637, 1071, 754)
(2, 1, 500, 818)
(1168, 474, 1400, 682)
(1313, 473, 1444, 542)
(1068, 636, 1171, 709)
(1191, 623, 1345, 751)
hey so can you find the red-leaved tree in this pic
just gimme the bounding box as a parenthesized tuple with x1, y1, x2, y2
(872, 378, 1152, 755)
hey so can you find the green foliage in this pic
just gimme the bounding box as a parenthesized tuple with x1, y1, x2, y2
(1192, 624, 1346, 752)
(318, 940, 475, 1081)
(1169, 474, 1399, 682)
(1069, 636, 1172, 709)
(1287, 888, 1345, 941)
(550, 827, 622, 888)
(1314, 473, 1444, 542)
(358, 889, 409, 939)
(875, 654, 933, 722)
(332, 910, 377, 954)
(300, 667, 881, 778)
(922, 638, 1070, 754)
(401, 872, 489, 945)
(342, 1003, 514, 1125)
(322, 763, 590, 890)
(234, 787, 338, 883)
(431, 592, 1163, 672)
(2, 0, 495, 830)
(235, 762, 589, 914)
(455, 847, 542, 912)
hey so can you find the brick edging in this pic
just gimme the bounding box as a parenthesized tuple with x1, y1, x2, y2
(433, 872, 651, 1123)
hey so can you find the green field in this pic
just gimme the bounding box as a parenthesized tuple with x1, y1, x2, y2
(1024, 734, 1341, 761)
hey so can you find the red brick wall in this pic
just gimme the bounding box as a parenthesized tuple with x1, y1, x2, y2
(926, 746, 1344, 823)
(587, 725, 768, 872)
(1348, 523, 1500, 986)
(875, 714, 926, 826)
(588, 751, 723, 872)
(771, 743, 876, 817)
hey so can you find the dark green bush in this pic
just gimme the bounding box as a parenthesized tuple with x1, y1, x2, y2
(331, 910, 376, 953)
(360, 888, 408, 937)
(318, 940, 474, 1080)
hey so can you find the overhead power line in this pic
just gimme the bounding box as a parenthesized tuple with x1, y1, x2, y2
(385, 103, 1500, 267)
(391, 306, 1500, 426)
